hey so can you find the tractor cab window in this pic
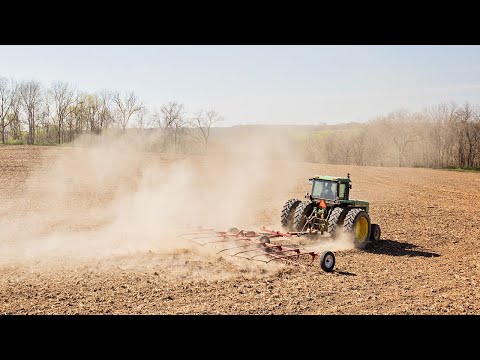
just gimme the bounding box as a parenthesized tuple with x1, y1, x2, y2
(311, 180, 337, 201)
(338, 183, 348, 200)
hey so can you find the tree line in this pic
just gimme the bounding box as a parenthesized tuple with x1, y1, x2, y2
(0, 76, 222, 153)
(300, 102, 480, 169)
(2, 76, 480, 169)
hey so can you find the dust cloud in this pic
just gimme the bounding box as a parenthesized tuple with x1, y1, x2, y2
(303, 230, 356, 253)
(0, 129, 306, 268)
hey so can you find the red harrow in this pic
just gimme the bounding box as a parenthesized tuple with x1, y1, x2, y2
(179, 226, 335, 272)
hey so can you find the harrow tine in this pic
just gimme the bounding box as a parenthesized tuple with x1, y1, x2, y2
(217, 243, 261, 253)
(264, 256, 304, 266)
(236, 250, 302, 266)
(190, 239, 212, 246)
(185, 234, 265, 248)
(259, 227, 292, 237)
(248, 248, 300, 261)
(195, 238, 254, 245)
(227, 254, 270, 263)
(183, 225, 334, 271)
(264, 252, 318, 268)
(186, 234, 227, 240)
(179, 230, 216, 236)
(232, 247, 270, 256)
(266, 252, 316, 261)
(177, 226, 217, 233)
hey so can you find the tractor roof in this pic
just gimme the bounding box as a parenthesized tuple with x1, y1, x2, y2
(310, 175, 351, 183)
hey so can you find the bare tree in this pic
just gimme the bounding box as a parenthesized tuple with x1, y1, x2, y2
(112, 91, 144, 132)
(134, 107, 151, 130)
(302, 133, 324, 163)
(350, 128, 367, 166)
(379, 110, 422, 167)
(454, 102, 479, 168)
(473, 113, 480, 167)
(84, 94, 101, 134)
(191, 109, 223, 151)
(7, 90, 22, 141)
(98, 90, 114, 131)
(338, 132, 354, 165)
(68, 92, 90, 141)
(49, 81, 75, 144)
(361, 121, 385, 166)
(19, 80, 43, 145)
(0, 77, 17, 144)
(151, 111, 163, 128)
(37, 107, 54, 144)
(155, 102, 185, 153)
(426, 102, 458, 168)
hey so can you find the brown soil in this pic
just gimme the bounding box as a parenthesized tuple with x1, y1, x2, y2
(1, 145, 479, 314)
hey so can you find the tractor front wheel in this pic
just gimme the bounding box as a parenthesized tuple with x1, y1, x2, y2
(343, 208, 371, 249)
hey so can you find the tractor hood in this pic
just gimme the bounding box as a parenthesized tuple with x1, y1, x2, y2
(339, 199, 369, 212)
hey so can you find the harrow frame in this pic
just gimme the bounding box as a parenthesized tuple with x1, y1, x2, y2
(179, 225, 335, 272)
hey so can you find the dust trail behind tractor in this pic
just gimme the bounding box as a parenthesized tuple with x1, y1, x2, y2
(179, 226, 336, 272)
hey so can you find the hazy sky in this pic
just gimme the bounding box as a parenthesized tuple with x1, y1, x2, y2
(1, 45, 480, 126)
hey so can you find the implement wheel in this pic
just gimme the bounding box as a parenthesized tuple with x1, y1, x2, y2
(319, 251, 335, 272)
(257, 235, 271, 248)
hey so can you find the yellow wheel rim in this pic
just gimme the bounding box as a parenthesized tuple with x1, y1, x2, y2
(355, 217, 369, 242)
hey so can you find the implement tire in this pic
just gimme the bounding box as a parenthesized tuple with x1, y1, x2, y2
(319, 251, 335, 272)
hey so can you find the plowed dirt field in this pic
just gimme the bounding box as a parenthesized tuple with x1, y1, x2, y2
(1, 145, 479, 314)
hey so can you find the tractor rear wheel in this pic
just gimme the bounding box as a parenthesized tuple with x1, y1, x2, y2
(343, 208, 371, 249)
(370, 223, 381, 241)
(292, 201, 315, 232)
(280, 198, 301, 230)
(327, 207, 348, 238)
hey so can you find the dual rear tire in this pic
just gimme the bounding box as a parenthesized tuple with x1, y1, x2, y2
(342, 208, 371, 249)
(342, 209, 382, 249)
(329, 207, 381, 249)
(280, 199, 301, 229)
(280, 199, 316, 233)
(281, 200, 381, 250)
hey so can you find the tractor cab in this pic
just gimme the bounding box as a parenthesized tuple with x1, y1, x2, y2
(308, 174, 352, 202)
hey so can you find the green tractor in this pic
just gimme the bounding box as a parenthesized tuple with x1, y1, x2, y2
(280, 174, 381, 249)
